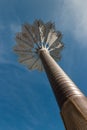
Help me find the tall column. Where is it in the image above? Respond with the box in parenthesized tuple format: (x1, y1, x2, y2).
(39, 48, 87, 130)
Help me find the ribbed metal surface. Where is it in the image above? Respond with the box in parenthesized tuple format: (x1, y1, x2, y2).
(39, 49, 85, 109)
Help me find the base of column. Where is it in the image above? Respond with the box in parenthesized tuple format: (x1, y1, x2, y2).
(61, 96, 87, 130)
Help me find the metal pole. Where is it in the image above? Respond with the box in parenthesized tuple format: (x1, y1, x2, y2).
(39, 49, 87, 130)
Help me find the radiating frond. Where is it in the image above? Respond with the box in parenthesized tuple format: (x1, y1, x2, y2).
(14, 20, 63, 71)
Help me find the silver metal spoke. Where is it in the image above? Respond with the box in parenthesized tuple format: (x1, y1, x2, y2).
(14, 20, 63, 71)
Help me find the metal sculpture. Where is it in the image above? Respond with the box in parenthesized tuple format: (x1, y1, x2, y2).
(14, 20, 87, 130)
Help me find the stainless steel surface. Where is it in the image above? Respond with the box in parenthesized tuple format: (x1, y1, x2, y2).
(61, 96, 87, 130)
(40, 49, 87, 129)
(39, 49, 85, 109)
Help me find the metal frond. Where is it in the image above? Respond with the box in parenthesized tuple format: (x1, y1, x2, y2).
(14, 20, 63, 71)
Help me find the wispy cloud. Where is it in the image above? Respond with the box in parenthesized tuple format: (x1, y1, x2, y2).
(55, 0, 87, 45)
(0, 22, 21, 63)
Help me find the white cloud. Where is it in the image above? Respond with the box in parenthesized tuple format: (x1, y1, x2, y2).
(55, 0, 87, 45)
(0, 22, 22, 63)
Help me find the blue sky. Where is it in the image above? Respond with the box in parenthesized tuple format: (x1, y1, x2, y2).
(0, 0, 87, 129)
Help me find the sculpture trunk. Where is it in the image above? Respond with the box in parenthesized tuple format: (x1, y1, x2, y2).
(39, 49, 87, 130)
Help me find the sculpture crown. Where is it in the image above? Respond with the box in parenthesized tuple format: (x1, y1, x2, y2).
(14, 20, 64, 71)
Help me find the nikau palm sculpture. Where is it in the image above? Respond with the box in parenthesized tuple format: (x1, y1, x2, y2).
(14, 20, 87, 130)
